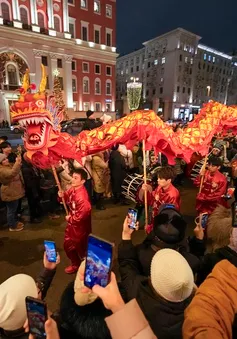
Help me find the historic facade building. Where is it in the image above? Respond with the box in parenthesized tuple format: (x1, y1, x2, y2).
(0, 0, 117, 122)
(116, 28, 237, 120)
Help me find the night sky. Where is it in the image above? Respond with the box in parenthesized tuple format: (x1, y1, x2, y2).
(117, 0, 237, 56)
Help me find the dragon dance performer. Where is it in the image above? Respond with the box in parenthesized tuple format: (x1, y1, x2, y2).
(58, 168, 91, 274)
(141, 166, 181, 233)
(194, 156, 227, 215)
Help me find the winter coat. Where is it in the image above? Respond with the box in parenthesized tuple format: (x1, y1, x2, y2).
(196, 246, 237, 286)
(118, 240, 193, 339)
(109, 150, 127, 195)
(105, 299, 157, 339)
(136, 237, 200, 277)
(92, 154, 108, 193)
(82, 118, 102, 131)
(183, 260, 237, 339)
(0, 162, 24, 202)
(21, 158, 40, 197)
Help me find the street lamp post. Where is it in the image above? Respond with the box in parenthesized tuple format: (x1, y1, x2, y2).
(127, 77, 142, 111)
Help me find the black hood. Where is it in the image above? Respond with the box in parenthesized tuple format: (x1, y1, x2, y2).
(136, 279, 193, 339)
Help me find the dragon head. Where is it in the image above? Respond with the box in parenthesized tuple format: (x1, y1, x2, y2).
(11, 65, 64, 159)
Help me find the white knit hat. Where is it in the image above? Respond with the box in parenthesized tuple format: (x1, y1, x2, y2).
(150, 249, 194, 303)
(0, 153, 7, 164)
(0, 274, 38, 330)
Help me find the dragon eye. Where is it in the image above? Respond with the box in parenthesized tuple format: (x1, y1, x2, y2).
(36, 100, 45, 108)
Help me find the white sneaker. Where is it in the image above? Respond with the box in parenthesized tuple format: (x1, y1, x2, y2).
(9, 223, 24, 232)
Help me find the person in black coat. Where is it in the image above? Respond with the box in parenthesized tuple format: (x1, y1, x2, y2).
(109, 144, 128, 204)
(81, 110, 102, 131)
(22, 153, 42, 223)
(136, 207, 200, 276)
(118, 217, 195, 339)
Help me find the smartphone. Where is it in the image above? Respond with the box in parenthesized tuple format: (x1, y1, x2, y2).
(44, 240, 57, 263)
(127, 208, 138, 229)
(233, 202, 237, 227)
(84, 235, 114, 289)
(224, 187, 235, 199)
(25, 297, 47, 338)
(200, 213, 209, 229)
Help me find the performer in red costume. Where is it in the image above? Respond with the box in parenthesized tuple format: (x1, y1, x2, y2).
(194, 156, 227, 215)
(58, 168, 91, 274)
(141, 166, 181, 232)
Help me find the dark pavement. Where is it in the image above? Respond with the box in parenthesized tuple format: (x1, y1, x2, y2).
(0, 183, 197, 313)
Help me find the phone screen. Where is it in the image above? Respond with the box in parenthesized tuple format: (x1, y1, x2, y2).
(201, 213, 209, 229)
(233, 203, 237, 227)
(26, 297, 47, 338)
(84, 235, 113, 289)
(127, 208, 138, 229)
(44, 241, 56, 263)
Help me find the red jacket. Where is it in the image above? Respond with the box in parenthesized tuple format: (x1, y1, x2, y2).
(63, 185, 92, 242)
(148, 184, 181, 219)
(194, 170, 227, 214)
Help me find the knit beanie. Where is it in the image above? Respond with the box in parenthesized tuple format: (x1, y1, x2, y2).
(0, 153, 7, 164)
(74, 260, 98, 306)
(153, 208, 187, 244)
(0, 274, 38, 331)
(150, 249, 194, 302)
(86, 110, 94, 118)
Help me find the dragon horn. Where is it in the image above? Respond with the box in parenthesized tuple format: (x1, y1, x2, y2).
(22, 68, 30, 92)
(39, 64, 47, 93)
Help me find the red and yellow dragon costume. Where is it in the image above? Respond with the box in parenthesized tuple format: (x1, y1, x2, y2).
(11, 66, 237, 169)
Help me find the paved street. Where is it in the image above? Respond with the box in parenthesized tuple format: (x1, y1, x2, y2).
(0, 182, 197, 312)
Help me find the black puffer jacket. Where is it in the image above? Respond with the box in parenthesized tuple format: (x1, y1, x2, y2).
(118, 240, 193, 339)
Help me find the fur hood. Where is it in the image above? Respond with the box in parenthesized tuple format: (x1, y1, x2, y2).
(206, 205, 232, 253)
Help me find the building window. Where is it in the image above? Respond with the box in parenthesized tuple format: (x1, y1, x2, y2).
(179, 54, 182, 62)
(106, 66, 112, 76)
(58, 77, 63, 90)
(94, 0, 100, 13)
(95, 64, 101, 74)
(95, 102, 101, 112)
(37, 11, 45, 28)
(82, 62, 89, 73)
(72, 78, 77, 92)
(82, 26, 88, 41)
(208, 55, 211, 62)
(161, 57, 166, 64)
(160, 87, 163, 94)
(213, 56, 216, 63)
(69, 22, 75, 38)
(106, 32, 112, 46)
(204, 53, 207, 61)
(190, 58, 193, 65)
(188, 88, 191, 95)
(71, 61, 76, 71)
(183, 87, 185, 93)
(20, 7, 29, 25)
(106, 4, 112, 18)
(81, 0, 87, 9)
(7, 64, 18, 85)
(106, 80, 111, 95)
(185, 57, 188, 63)
(54, 16, 61, 32)
(73, 102, 77, 111)
(83, 77, 90, 93)
(177, 86, 180, 93)
(131, 67, 133, 73)
(57, 59, 62, 68)
(83, 102, 90, 111)
(136, 66, 139, 72)
(41, 56, 48, 66)
(1, 3, 10, 21)
(68, 0, 74, 4)
(154, 59, 158, 65)
(95, 78, 101, 94)
(94, 29, 100, 44)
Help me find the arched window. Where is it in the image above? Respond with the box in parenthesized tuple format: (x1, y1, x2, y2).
(20, 7, 29, 25)
(95, 78, 101, 95)
(106, 79, 112, 95)
(1, 2, 10, 21)
(53, 15, 61, 32)
(83, 76, 89, 94)
(7, 64, 18, 86)
(37, 11, 45, 28)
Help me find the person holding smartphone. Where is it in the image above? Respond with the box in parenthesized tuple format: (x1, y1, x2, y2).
(58, 168, 92, 274)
